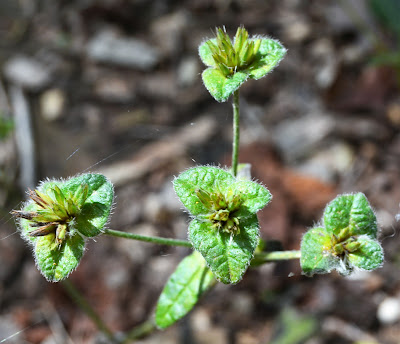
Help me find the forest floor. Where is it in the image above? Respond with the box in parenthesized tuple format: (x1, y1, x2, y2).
(1, 1, 400, 343)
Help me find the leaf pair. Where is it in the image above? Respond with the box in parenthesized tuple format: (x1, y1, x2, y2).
(300, 193, 384, 276)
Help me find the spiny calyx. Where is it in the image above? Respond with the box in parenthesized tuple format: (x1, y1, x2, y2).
(196, 188, 242, 234)
(207, 26, 261, 77)
(12, 183, 89, 245)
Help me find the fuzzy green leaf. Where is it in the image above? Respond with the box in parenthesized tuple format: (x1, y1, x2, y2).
(348, 236, 384, 271)
(198, 38, 218, 67)
(248, 38, 287, 80)
(323, 193, 377, 238)
(155, 251, 215, 329)
(173, 166, 236, 216)
(201, 68, 248, 102)
(228, 180, 271, 218)
(66, 174, 114, 237)
(35, 233, 85, 282)
(188, 215, 259, 284)
(300, 227, 340, 276)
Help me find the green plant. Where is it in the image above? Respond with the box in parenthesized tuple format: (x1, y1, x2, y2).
(12, 174, 114, 281)
(11, 26, 385, 341)
(301, 193, 383, 276)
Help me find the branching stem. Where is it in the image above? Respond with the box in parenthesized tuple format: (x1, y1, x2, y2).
(104, 229, 300, 263)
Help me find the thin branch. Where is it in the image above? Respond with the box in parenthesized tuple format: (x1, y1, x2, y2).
(103, 229, 192, 248)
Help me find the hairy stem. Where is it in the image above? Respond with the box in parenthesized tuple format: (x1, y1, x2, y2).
(103, 229, 192, 248)
(62, 279, 115, 341)
(251, 250, 301, 267)
(232, 89, 240, 177)
(257, 250, 301, 260)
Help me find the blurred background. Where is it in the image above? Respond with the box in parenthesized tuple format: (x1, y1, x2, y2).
(1, 0, 400, 343)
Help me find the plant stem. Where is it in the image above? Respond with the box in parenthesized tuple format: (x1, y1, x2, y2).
(103, 229, 301, 264)
(251, 250, 301, 267)
(121, 319, 157, 344)
(62, 279, 115, 342)
(103, 229, 192, 248)
(232, 89, 240, 177)
(256, 250, 301, 260)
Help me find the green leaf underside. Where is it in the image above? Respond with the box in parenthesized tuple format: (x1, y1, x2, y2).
(155, 251, 215, 329)
(202, 68, 247, 102)
(348, 236, 384, 271)
(323, 193, 377, 238)
(189, 215, 259, 284)
(300, 227, 339, 276)
(35, 233, 85, 282)
(229, 181, 271, 218)
(174, 166, 236, 216)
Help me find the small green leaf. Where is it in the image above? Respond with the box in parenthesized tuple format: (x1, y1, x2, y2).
(155, 251, 215, 329)
(35, 233, 85, 282)
(173, 166, 236, 216)
(66, 174, 114, 237)
(228, 181, 271, 218)
(300, 227, 340, 276)
(198, 38, 218, 67)
(248, 38, 287, 80)
(324, 193, 377, 238)
(348, 236, 384, 271)
(201, 68, 248, 102)
(188, 215, 259, 284)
